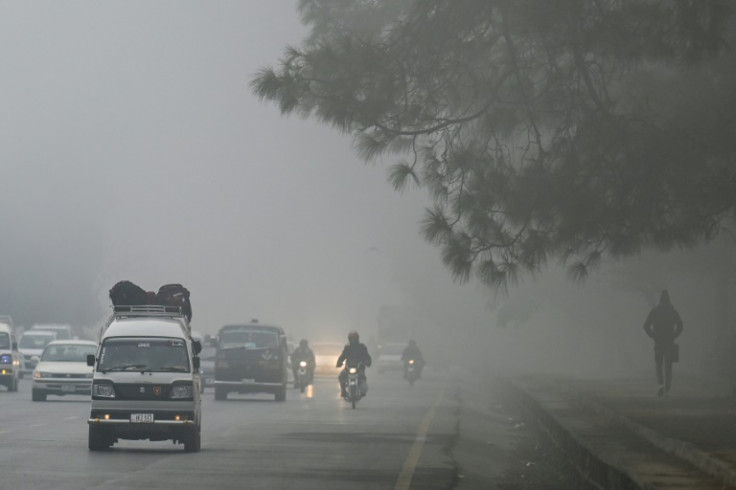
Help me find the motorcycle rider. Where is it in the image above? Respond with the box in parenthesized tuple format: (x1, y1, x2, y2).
(290, 339, 315, 388)
(401, 339, 425, 379)
(336, 331, 372, 399)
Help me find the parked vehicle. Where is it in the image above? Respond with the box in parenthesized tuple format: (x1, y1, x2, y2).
(87, 305, 202, 451)
(19, 330, 57, 377)
(0, 321, 20, 392)
(31, 340, 97, 401)
(214, 321, 288, 402)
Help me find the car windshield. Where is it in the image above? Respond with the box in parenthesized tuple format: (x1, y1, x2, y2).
(98, 338, 190, 372)
(219, 329, 279, 350)
(41, 343, 97, 362)
(0, 332, 10, 349)
(20, 333, 55, 349)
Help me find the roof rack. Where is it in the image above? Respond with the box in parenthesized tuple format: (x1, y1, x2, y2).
(100, 305, 191, 339)
(111, 305, 187, 318)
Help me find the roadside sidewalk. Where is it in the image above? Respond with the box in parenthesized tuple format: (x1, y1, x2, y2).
(507, 373, 736, 489)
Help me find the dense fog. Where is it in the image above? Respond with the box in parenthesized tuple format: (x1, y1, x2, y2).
(1, 1, 732, 382)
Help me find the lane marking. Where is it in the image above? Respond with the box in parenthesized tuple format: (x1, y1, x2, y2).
(394, 387, 446, 490)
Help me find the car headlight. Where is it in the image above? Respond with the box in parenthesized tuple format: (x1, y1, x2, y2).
(0, 355, 11, 364)
(92, 382, 115, 398)
(170, 383, 193, 399)
(33, 372, 55, 379)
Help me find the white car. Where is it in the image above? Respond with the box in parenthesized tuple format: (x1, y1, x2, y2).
(32, 340, 97, 401)
(376, 342, 406, 373)
(312, 342, 344, 376)
(19, 330, 58, 376)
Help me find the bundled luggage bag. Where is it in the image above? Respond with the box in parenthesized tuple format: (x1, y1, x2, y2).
(109, 280, 149, 306)
(156, 283, 192, 322)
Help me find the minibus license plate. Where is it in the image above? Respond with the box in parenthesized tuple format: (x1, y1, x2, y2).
(131, 413, 154, 423)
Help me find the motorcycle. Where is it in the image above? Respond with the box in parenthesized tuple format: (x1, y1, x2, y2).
(296, 360, 308, 393)
(344, 363, 367, 409)
(405, 358, 418, 386)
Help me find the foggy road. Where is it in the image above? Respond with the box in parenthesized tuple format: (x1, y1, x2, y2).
(0, 371, 471, 489)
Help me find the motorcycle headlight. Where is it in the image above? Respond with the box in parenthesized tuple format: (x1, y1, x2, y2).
(348, 367, 358, 374)
(92, 382, 115, 398)
(408, 359, 415, 364)
(299, 361, 307, 367)
(170, 383, 193, 399)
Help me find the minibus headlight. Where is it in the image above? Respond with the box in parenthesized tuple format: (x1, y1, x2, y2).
(170, 383, 193, 399)
(92, 382, 115, 398)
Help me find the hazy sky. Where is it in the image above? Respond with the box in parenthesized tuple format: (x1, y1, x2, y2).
(3, 2, 723, 381)
(0, 1, 493, 341)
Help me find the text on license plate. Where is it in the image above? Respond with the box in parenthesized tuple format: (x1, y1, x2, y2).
(130, 413, 154, 423)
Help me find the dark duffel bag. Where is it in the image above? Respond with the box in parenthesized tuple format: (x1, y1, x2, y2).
(156, 283, 192, 321)
(109, 280, 148, 306)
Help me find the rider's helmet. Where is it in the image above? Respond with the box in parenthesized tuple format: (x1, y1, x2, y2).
(348, 331, 359, 344)
(299, 339, 308, 348)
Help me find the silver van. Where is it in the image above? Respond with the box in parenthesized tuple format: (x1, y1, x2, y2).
(86, 306, 202, 451)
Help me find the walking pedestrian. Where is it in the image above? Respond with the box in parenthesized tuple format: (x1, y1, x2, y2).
(643, 289, 683, 396)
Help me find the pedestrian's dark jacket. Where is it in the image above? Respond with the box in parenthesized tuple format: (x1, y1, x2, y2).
(336, 342, 372, 368)
(401, 345, 424, 364)
(643, 293, 683, 345)
(291, 346, 315, 367)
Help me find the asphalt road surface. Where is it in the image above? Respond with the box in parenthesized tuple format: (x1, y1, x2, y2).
(0, 370, 576, 489)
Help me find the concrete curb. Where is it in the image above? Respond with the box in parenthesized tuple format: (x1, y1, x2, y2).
(572, 389, 736, 488)
(502, 379, 649, 490)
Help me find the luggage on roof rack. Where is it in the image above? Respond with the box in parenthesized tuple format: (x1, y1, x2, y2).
(109, 281, 148, 306)
(156, 284, 192, 322)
